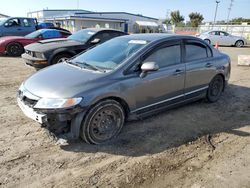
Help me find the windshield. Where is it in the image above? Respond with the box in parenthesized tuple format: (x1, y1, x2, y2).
(69, 37, 148, 71)
(68, 29, 96, 43)
(25, 30, 42, 39)
(0, 18, 8, 25)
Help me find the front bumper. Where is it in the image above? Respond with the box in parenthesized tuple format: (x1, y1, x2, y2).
(21, 53, 48, 69)
(17, 97, 47, 124)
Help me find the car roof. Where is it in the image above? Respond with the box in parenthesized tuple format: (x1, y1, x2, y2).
(118, 33, 199, 42)
(83, 28, 125, 33)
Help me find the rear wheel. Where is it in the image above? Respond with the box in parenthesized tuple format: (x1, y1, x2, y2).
(235, 40, 244, 47)
(6, 43, 24, 56)
(52, 54, 72, 64)
(80, 100, 125, 144)
(206, 75, 224, 103)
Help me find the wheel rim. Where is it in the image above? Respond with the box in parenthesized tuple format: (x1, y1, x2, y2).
(210, 77, 223, 97)
(57, 57, 69, 63)
(89, 106, 123, 142)
(236, 41, 243, 47)
(10, 45, 21, 55)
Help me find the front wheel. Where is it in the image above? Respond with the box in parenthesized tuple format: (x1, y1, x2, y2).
(206, 75, 224, 103)
(80, 100, 125, 144)
(52, 54, 72, 64)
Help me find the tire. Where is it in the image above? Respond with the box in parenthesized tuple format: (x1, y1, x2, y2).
(80, 99, 125, 144)
(52, 53, 72, 64)
(6, 43, 24, 56)
(204, 39, 211, 44)
(235, 40, 244, 47)
(206, 75, 224, 103)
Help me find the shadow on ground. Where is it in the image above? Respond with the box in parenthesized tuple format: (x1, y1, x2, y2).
(61, 84, 250, 156)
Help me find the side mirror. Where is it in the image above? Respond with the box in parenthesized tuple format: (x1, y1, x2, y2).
(91, 38, 100, 44)
(38, 35, 43, 39)
(140, 61, 159, 78)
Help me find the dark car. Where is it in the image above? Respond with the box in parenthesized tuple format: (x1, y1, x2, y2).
(22, 28, 127, 70)
(17, 34, 231, 144)
(0, 29, 71, 56)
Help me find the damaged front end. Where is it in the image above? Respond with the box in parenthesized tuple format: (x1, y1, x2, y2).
(17, 84, 86, 140)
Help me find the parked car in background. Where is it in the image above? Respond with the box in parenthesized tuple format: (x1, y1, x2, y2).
(37, 22, 55, 29)
(22, 28, 127, 70)
(17, 34, 231, 144)
(199, 31, 247, 47)
(0, 17, 37, 37)
(0, 29, 71, 56)
(37, 22, 71, 33)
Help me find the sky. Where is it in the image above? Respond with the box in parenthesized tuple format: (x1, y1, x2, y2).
(1, 0, 250, 22)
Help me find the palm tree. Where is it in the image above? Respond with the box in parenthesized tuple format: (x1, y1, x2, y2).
(189, 12, 204, 27)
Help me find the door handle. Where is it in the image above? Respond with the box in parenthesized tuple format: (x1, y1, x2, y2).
(173, 69, 184, 76)
(205, 63, 213, 68)
(17, 28, 22, 31)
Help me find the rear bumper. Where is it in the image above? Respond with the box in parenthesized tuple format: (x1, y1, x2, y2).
(21, 53, 48, 69)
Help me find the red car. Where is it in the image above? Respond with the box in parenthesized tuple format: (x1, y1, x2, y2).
(0, 29, 71, 56)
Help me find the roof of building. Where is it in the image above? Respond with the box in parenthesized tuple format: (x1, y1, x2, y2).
(75, 12, 158, 21)
(45, 15, 128, 22)
(28, 9, 93, 14)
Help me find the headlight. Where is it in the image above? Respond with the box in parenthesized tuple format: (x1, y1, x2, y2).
(34, 97, 82, 109)
(34, 52, 46, 59)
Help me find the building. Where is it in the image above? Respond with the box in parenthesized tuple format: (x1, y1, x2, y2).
(0, 13, 9, 18)
(27, 9, 159, 33)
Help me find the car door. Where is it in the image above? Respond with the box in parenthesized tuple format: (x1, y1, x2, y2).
(184, 39, 216, 98)
(3, 18, 23, 36)
(219, 31, 233, 46)
(126, 40, 185, 113)
(22, 18, 36, 35)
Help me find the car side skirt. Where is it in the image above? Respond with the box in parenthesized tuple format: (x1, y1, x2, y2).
(129, 86, 208, 119)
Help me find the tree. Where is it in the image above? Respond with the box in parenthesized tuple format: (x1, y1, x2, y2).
(170, 10, 184, 25)
(189, 12, 204, 27)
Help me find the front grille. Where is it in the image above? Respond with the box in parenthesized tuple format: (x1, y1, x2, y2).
(18, 89, 38, 108)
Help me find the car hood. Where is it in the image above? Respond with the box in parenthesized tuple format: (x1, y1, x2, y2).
(24, 38, 84, 52)
(0, 36, 25, 41)
(23, 63, 106, 98)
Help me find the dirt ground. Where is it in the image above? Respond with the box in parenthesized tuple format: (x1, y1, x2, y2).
(0, 46, 250, 188)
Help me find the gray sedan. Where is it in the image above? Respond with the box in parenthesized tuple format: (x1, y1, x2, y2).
(199, 30, 247, 47)
(17, 34, 231, 144)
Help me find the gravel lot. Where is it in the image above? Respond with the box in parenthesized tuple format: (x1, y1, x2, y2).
(0, 46, 250, 188)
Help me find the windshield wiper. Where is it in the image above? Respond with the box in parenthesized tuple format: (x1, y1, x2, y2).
(67, 61, 105, 72)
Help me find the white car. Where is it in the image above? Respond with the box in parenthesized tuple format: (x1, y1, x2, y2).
(199, 31, 247, 47)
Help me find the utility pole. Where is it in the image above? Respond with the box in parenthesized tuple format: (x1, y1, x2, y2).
(226, 0, 234, 32)
(213, 1, 220, 29)
(77, 0, 79, 9)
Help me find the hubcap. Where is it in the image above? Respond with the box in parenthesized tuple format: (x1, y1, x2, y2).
(237, 41, 243, 47)
(90, 107, 122, 141)
(57, 57, 69, 63)
(210, 78, 222, 97)
(10, 45, 20, 55)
